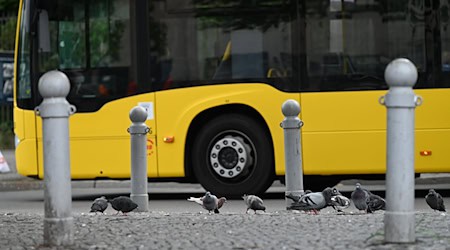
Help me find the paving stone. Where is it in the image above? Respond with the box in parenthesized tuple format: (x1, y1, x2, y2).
(1, 211, 449, 249)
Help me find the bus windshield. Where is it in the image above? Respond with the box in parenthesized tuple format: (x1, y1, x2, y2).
(17, 0, 132, 111)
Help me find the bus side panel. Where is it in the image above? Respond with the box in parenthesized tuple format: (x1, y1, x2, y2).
(14, 109, 39, 177)
(302, 131, 386, 175)
(301, 89, 450, 175)
(416, 131, 450, 172)
(35, 93, 157, 179)
(415, 89, 450, 172)
(301, 91, 387, 175)
(155, 84, 299, 178)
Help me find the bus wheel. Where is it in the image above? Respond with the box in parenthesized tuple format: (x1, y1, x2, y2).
(192, 114, 274, 197)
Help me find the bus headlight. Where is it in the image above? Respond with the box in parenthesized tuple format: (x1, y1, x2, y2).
(14, 135, 20, 148)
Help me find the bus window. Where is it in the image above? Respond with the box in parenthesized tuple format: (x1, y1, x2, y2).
(441, 0, 450, 87)
(16, 0, 132, 112)
(303, 0, 429, 91)
(147, 0, 296, 92)
(16, 0, 31, 105)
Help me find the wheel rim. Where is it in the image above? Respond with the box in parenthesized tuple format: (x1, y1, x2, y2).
(208, 131, 255, 181)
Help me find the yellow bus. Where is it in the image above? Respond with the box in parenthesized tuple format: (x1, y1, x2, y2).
(14, 0, 450, 195)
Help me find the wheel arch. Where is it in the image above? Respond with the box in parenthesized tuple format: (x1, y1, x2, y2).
(184, 104, 275, 182)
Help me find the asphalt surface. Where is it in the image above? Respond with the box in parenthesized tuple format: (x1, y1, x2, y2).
(1, 149, 450, 249)
(1, 209, 449, 250)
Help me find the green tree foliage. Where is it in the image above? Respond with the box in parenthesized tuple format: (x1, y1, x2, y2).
(0, 17, 16, 51)
(0, 0, 19, 12)
(0, 120, 13, 149)
(0, 0, 18, 51)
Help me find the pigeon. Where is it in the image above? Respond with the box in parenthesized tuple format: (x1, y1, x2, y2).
(351, 183, 372, 212)
(330, 194, 351, 212)
(108, 196, 138, 215)
(188, 195, 227, 211)
(366, 193, 385, 213)
(425, 189, 446, 212)
(287, 187, 340, 214)
(90, 196, 108, 214)
(201, 192, 219, 214)
(242, 194, 266, 214)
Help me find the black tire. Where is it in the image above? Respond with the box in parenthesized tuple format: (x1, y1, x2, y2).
(192, 114, 274, 197)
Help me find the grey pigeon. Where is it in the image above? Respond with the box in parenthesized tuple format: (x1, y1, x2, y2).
(108, 196, 138, 215)
(188, 195, 227, 211)
(330, 194, 351, 212)
(366, 193, 385, 213)
(90, 196, 108, 213)
(351, 183, 371, 212)
(287, 187, 340, 214)
(425, 189, 446, 212)
(202, 192, 219, 214)
(242, 194, 266, 214)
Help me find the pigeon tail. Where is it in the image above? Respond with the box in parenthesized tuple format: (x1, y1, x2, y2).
(287, 202, 311, 210)
(366, 194, 386, 213)
(285, 193, 300, 202)
(217, 197, 227, 209)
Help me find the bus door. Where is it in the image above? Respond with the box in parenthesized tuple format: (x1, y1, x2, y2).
(32, 0, 158, 179)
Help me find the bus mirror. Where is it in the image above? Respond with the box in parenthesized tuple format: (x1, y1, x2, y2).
(38, 10, 50, 53)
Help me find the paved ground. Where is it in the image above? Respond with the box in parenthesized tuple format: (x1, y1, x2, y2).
(0, 210, 449, 250)
(1, 149, 450, 249)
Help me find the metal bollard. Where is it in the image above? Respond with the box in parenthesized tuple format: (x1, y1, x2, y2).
(128, 106, 150, 212)
(380, 58, 422, 243)
(281, 99, 304, 208)
(35, 70, 75, 246)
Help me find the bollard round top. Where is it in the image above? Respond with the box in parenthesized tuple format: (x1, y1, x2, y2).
(38, 70, 71, 98)
(129, 106, 148, 122)
(384, 58, 418, 87)
(281, 99, 300, 116)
